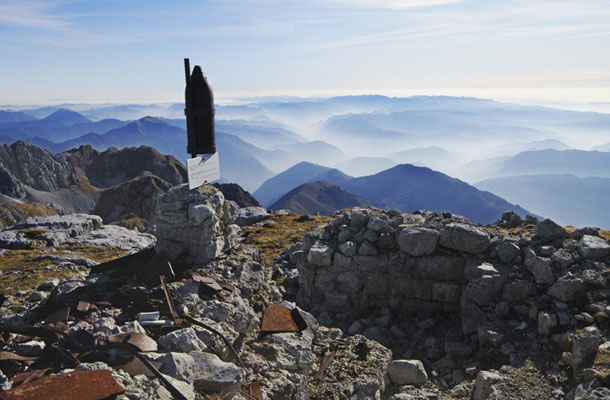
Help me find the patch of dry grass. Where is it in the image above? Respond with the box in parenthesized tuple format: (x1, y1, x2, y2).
(0, 245, 126, 296)
(0, 202, 58, 229)
(241, 214, 330, 267)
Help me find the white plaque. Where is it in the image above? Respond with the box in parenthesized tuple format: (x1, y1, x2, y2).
(187, 153, 221, 190)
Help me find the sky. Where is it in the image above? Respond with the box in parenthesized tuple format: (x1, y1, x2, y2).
(1, 0, 609, 107)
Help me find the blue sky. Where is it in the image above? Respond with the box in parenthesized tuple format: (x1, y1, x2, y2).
(1, 0, 609, 105)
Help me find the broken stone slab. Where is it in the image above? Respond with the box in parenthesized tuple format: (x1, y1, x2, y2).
(142, 352, 195, 384)
(548, 273, 587, 302)
(235, 206, 268, 226)
(0, 214, 103, 249)
(387, 359, 428, 385)
(158, 327, 207, 353)
(578, 235, 610, 259)
(398, 227, 439, 256)
(473, 370, 506, 400)
(70, 225, 156, 253)
(572, 327, 600, 372)
(439, 223, 490, 254)
(191, 351, 245, 398)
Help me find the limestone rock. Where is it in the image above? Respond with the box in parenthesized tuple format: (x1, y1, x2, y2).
(387, 359, 428, 385)
(548, 273, 587, 302)
(158, 327, 207, 353)
(525, 256, 555, 284)
(235, 206, 268, 226)
(473, 370, 506, 400)
(496, 241, 520, 264)
(191, 351, 245, 398)
(534, 219, 568, 241)
(308, 244, 334, 266)
(398, 227, 439, 256)
(578, 235, 610, 259)
(439, 223, 490, 254)
(150, 184, 236, 262)
(572, 328, 600, 372)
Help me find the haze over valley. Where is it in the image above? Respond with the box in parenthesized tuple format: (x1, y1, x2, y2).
(1, 94, 609, 227)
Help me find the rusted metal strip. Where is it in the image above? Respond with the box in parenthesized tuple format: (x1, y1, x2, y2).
(11, 368, 50, 387)
(240, 380, 263, 400)
(0, 351, 38, 362)
(107, 332, 158, 352)
(261, 303, 308, 333)
(0, 369, 124, 400)
(183, 315, 243, 367)
(314, 345, 338, 380)
(117, 358, 162, 377)
(160, 275, 181, 325)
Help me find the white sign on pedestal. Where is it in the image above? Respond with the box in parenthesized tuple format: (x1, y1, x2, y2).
(187, 153, 221, 190)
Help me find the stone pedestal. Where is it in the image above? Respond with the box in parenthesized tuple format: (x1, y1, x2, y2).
(149, 184, 237, 263)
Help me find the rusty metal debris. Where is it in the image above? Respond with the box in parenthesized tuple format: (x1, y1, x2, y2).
(107, 332, 158, 352)
(183, 314, 243, 367)
(11, 368, 50, 388)
(240, 380, 264, 400)
(76, 301, 92, 312)
(44, 306, 70, 325)
(160, 275, 181, 325)
(0, 323, 187, 400)
(0, 351, 37, 362)
(260, 303, 308, 333)
(0, 370, 124, 400)
(314, 345, 338, 380)
(118, 358, 162, 377)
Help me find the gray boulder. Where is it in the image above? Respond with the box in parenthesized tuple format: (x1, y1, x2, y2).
(387, 359, 428, 385)
(235, 206, 268, 226)
(578, 235, 610, 259)
(191, 351, 245, 398)
(496, 240, 520, 263)
(534, 219, 568, 241)
(473, 370, 506, 400)
(398, 227, 439, 256)
(525, 256, 555, 284)
(548, 273, 587, 302)
(308, 244, 334, 266)
(439, 223, 490, 254)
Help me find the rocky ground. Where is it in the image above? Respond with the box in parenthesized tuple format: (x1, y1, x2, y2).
(0, 184, 608, 399)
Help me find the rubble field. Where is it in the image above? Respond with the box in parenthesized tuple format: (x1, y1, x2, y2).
(0, 184, 608, 399)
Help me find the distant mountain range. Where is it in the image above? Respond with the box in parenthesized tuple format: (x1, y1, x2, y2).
(476, 174, 610, 229)
(253, 161, 352, 207)
(460, 149, 610, 182)
(254, 161, 532, 224)
(270, 181, 373, 215)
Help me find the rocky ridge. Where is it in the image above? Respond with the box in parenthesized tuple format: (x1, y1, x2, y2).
(0, 186, 608, 399)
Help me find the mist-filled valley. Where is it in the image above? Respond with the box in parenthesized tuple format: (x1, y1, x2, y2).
(1, 94, 609, 228)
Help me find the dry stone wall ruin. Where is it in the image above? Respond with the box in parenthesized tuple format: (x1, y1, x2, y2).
(290, 207, 610, 352)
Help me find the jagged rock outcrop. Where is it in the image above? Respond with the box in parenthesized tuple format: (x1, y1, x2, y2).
(0, 141, 80, 198)
(62, 144, 186, 188)
(213, 183, 260, 208)
(94, 171, 173, 226)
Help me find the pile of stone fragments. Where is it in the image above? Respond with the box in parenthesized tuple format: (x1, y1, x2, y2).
(0, 183, 608, 399)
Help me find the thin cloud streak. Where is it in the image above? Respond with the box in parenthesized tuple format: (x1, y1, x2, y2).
(0, 1, 67, 30)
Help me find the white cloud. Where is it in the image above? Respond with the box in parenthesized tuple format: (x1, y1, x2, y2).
(0, 1, 67, 30)
(327, 0, 464, 9)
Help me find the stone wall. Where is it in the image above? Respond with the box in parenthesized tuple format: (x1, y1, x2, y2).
(291, 207, 610, 339)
